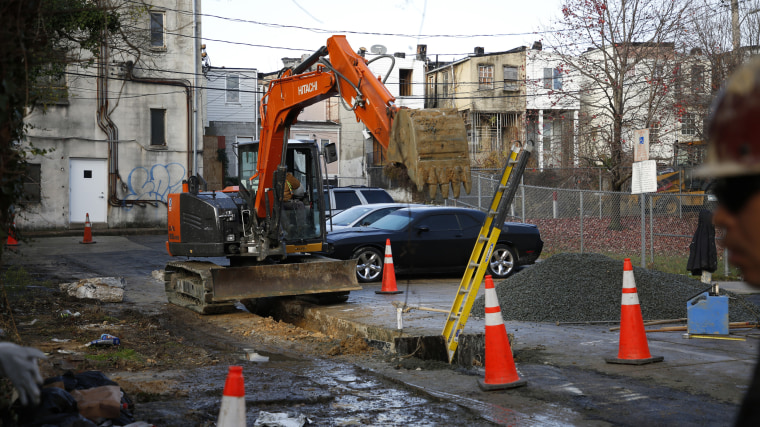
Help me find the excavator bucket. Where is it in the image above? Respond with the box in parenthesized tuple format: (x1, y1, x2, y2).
(387, 109, 472, 199)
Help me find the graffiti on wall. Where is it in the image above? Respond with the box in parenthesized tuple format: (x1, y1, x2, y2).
(126, 163, 186, 203)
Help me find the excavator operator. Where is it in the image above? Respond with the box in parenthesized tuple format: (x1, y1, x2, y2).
(699, 57, 760, 426)
(282, 171, 306, 237)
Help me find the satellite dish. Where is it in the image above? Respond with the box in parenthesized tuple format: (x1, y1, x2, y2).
(370, 45, 387, 55)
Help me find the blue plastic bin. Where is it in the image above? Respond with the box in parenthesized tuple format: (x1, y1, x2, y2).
(687, 292, 729, 335)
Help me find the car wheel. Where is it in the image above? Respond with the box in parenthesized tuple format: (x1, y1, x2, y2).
(352, 246, 383, 283)
(488, 244, 517, 279)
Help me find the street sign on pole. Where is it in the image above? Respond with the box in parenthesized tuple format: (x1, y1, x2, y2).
(634, 129, 650, 162)
(632, 160, 657, 194)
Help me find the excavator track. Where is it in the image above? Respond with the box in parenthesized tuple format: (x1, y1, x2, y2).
(164, 258, 361, 315)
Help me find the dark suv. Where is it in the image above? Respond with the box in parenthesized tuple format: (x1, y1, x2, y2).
(323, 186, 394, 217)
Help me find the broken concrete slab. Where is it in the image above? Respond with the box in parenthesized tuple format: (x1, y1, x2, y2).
(59, 277, 125, 303)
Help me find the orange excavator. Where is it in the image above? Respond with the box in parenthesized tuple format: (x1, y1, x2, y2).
(164, 36, 471, 314)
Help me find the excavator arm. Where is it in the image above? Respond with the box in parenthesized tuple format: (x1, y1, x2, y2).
(256, 35, 471, 218)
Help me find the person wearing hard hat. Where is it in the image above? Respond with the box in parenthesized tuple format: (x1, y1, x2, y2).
(701, 56, 760, 426)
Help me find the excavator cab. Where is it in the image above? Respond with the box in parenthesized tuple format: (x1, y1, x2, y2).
(238, 139, 329, 251)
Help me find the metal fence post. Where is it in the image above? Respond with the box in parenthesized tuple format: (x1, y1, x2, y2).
(477, 174, 482, 210)
(521, 175, 525, 222)
(649, 195, 654, 264)
(640, 193, 646, 268)
(580, 190, 584, 254)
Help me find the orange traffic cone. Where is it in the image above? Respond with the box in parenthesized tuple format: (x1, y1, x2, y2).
(478, 275, 527, 391)
(6, 222, 19, 246)
(376, 239, 402, 295)
(80, 213, 95, 244)
(605, 258, 664, 365)
(217, 366, 245, 426)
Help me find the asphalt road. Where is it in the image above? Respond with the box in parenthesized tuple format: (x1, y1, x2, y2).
(4, 233, 759, 426)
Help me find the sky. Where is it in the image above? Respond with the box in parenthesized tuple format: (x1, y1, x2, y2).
(201, 0, 565, 73)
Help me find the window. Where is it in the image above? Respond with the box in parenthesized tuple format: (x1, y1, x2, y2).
(150, 12, 165, 48)
(691, 65, 704, 94)
(427, 74, 435, 96)
(360, 189, 393, 203)
(650, 121, 660, 144)
(21, 163, 41, 204)
(442, 72, 450, 97)
(673, 65, 682, 97)
(553, 68, 563, 90)
(625, 64, 636, 77)
(333, 191, 361, 210)
(457, 213, 480, 229)
(543, 121, 552, 151)
(33, 62, 68, 105)
(150, 109, 166, 145)
(543, 68, 553, 89)
(479, 64, 494, 90)
(503, 66, 518, 91)
(424, 214, 460, 231)
(399, 69, 413, 97)
(226, 74, 240, 103)
(681, 113, 696, 136)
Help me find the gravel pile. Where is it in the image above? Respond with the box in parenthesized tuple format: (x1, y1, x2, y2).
(471, 253, 760, 323)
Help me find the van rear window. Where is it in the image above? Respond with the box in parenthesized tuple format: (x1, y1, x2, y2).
(362, 190, 393, 203)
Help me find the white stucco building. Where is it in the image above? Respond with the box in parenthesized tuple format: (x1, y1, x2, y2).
(526, 47, 581, 169)
(20, 0, 204, 231)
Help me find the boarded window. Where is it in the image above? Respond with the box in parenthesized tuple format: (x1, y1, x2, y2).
(150, 12, 165, 48)
(503, 66, 518, 91)
(479, 65, 494, 90)
(226, 74, 240, 103)
(20, 163, 41, 204)
(399, 69, 413, 96)
(151, 109, 166, 145)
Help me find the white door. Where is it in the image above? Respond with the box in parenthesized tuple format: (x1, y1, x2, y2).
(70, 158, 107, 223)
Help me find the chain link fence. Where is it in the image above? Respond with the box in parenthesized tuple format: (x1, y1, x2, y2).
(445, 171, 740, 279)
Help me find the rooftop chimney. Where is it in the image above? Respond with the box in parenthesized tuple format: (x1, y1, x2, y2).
(474, 47, 485, 55)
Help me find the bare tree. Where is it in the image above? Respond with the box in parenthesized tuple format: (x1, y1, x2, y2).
(542, 0, 691, 228)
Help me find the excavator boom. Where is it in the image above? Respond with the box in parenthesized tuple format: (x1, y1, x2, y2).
(257, 35, 471, 217)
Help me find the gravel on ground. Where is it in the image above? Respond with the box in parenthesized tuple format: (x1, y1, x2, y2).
(470, 253, 760, 323)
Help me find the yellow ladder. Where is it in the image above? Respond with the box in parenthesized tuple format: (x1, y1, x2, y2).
(442, 141, 533, 362)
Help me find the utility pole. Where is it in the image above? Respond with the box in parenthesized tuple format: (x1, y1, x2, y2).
(732, 0, 741, 52)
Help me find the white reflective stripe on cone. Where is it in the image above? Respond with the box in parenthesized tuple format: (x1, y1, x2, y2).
(621, 292, 640, 306)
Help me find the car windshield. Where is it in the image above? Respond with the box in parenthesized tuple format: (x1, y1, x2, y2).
(370, 210, 416, 231)
(329, 206, 376, 226)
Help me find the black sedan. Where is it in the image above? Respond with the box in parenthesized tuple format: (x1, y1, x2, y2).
(322, 206, 543, 283)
